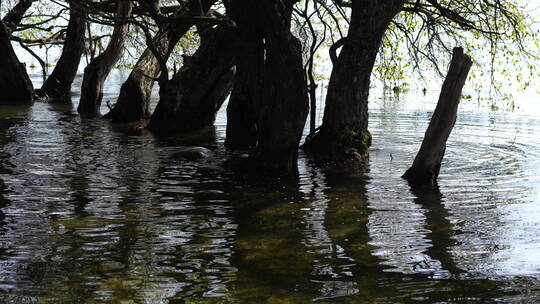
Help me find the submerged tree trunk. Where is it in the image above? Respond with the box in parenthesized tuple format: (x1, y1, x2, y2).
(0, 22, 34, 103)
(0, 0, 36, 103)
(254, 0, 308, 170)
(148, 27, 236, 134)
(302, 0, 404, 161)
(227, 0, 308, 171)
(224, 7, 264, 150)
(41, 2, 86, 99)
(104, 0, 216, 122)
(77, 1, 132, 116)
(403, 47, 472, 185)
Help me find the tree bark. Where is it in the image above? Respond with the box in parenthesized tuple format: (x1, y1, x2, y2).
(77, 1, 132, 116)
(254, 0, 308, 171)
(302, 0, 404, 161)
(1, 0, 35, 34)
(103, 0, 217, 122)
(228, 0, 308, 171)
(40, 1, 86, 99)
(224, 4, 264, 150)
(0, 22, 34, 103)
(403, 47, 472, 185)
(148, 27, 236, 134)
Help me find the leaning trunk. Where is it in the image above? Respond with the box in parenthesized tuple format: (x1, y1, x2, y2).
(148, 27, 236, 133)
(302, 0, 404, 161)
(0, 22, 34, 103)
(41, 1, 86, 99)
(104, 0, 216, 122)
(403, 47, 472, 185)
(2, 0, 35, 34)
(77, 1, 132, 116)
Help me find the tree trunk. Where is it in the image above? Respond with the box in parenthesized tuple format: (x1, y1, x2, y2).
(148, 27, 236, 133)
(1, 0, 35, 34)
(403, 47, 472, 186)
(0, 22, 34, 103)
(40, 1, 86, 99)
(103, 0, 216, 122)
(228, 0, 308, 170)
(224, 6, 264, 150)
(253, 0, 309, 171)
(77, 1, 132, 116)
(0, 0, 36, 104)
(302, 0, 404, 161)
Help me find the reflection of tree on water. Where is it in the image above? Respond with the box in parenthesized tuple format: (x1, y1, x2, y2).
(298, 162, 359, 300)
(409, 183, 461, 279)
(229, 173, 315, 301)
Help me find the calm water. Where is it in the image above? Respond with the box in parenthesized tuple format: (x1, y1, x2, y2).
(1, 73, 540, 303)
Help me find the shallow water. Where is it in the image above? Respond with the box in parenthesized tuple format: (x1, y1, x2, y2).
(1, 73, 540, 303)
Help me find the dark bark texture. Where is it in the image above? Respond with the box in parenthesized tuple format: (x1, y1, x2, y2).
(77, 1, 132, 116)
(148, 27, 236, 134)
(41, 1, 86, 99)
(228, 0, 309, 171)
(302, 0, 405, 160)
(104, 0, 216, 122)
(224, 4, 264, 150)
(0, 22, 34, 103)
(1, 0, 35, 34)
(403, 47, 472, 185)
(254, 0, 308, 170)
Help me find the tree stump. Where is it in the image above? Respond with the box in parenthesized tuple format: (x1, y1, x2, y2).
(403, 47, 472, 185)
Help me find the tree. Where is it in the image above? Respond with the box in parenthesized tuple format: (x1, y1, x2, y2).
(0, 0, 36, 103)
(148, 24, 236, 134)
(103, 0, 217, 122)
(403, 47, 472, 185)
(40, 0, 87, 100)
(302, 0, 529, 162)
(228, 0, 309, 171)
(78, 0, 132, 116)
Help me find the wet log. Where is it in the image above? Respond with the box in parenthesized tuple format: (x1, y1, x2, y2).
(41, 2, 86, 99)
(77, 1, 132, 116)
(403, 47, 472, 185)
(148, 26, 236, 134)
(0, 22, 34, 103)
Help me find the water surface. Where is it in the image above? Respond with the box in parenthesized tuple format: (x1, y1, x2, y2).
(1, 73, 540, 303)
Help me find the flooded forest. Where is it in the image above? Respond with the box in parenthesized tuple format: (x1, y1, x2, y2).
(1, 0, 540, 303)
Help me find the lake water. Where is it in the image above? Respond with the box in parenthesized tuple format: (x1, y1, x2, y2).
(1, 72, 540, 303)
